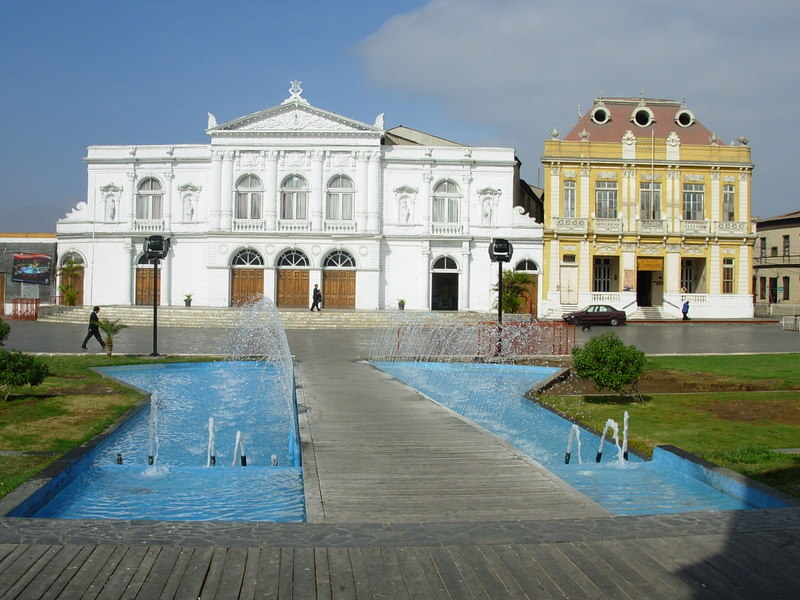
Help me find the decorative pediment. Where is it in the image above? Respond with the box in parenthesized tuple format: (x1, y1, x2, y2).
(207, 101, 381, 138)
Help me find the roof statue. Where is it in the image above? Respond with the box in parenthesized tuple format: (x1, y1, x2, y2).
(283, 80, 309, 105)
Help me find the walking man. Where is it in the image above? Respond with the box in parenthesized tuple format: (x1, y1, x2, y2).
(310, 284, 323, 312)
(81, 306, 106, 349)
(682, 300, 690, 321)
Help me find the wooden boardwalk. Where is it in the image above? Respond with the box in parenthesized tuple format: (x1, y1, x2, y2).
(0, 328, 799, 598)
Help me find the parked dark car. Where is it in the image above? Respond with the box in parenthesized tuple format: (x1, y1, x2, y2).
(562, 304, 627, 327)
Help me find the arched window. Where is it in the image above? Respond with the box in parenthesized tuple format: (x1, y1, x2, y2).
(277, 249, 309, 268)
(515, 259, 539, 273)
(136, 178, 163, 220)
(326, 176, 354, 220)
(323, 250, 356, 268)
(280, 175, 308, 220)
(432, 180, 460, 223)
(231, 248, 264, 266)
(432, 256, 458, 270)
(235, 175, 263, 220)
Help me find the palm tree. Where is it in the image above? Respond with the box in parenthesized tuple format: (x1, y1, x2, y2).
(98, 318, 128, 357)
(492, 271, 534, 314)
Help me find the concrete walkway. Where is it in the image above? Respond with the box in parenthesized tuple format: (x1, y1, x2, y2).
(0, 321, 798, 598)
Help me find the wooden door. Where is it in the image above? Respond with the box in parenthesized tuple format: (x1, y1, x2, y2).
(276, 269, 309, 308)
(322, 271, 355, 309)
(135, 267, 161, 305)
(61, 268, 84, 306)
(231, 268, 264, 306)
(522, 280, 538, 316)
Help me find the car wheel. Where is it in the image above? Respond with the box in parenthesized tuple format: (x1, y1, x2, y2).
(609, 317, 620, 326)
(572, 317, 582, 326)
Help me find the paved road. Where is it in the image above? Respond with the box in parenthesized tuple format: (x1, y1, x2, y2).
(2, 318, 798, 356)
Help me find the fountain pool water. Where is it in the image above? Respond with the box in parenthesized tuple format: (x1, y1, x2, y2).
(13, 299, 305, 522)
(371, 360, 777, 515)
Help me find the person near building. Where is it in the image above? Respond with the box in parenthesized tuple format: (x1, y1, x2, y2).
(81, 306, 106, 349)
(682, 300, 690, 321)
(310, 284, 323, 312)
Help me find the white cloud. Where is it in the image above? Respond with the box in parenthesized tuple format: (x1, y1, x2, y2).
(358, 0, 800, 214)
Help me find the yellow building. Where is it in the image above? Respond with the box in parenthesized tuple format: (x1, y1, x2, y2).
(540, 97, 755, 320)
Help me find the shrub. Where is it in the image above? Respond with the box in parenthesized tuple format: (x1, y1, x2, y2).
(0, 350, 49, 401)
(0, 319, 9, 345)
(571, 332, 646, 400)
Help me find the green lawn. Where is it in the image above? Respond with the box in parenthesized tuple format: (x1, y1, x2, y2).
(540, 353, 800, 499)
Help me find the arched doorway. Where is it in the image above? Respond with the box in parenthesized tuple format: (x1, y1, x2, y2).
(431, 256, 459, 311)
(515, 259, 539, 316)
(230, 249, 264, 306)
(276, 249, 310, 308)
(135, 254, 160, 306)
(322, 250, 356, 308)
(58, 252, 85, 306)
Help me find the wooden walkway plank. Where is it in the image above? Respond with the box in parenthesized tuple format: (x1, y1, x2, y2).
(117, 545, 161, 600)
(562, 542, 639, 600)
(173, 545, 214, 600)
(215, 546, 249, 599)
(388, 546, 444, 600)
(291, 547, 320, 600)
(82, 545, 134, 600)
(356, 546, 410, 600)
(133, 545, 183, 600)
(153, 547, 195, 600)
(252, 546, 281, 599)
(277, 548, 296, 600)
(325, 546, 359, 599)
(0, 544, 71, 600)
(95, 545, 149, 600)
(39, 544, 98, 600)
(0, 544, 49, 597)
(597, 539, 675, 600)
(520, 543, 603, 599)
(488, 543, 558, 599)
(425, 545, 480, 600)
(457, 544, 519, 600)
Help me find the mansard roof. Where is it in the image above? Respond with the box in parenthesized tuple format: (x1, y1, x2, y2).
(384, 125, 463, 147)
(563, 97, 721, 146)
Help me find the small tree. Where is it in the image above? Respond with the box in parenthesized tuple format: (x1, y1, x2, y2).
(492, 271, 534, 313)
(0, 319, 10, 345)
(98, 318, 128, 357)
(571, 332, 646, 401)
(0, 350, 49, 401)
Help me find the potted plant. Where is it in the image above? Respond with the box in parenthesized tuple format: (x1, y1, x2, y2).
(184, 293, 193, 307)
(397, 299, 406, 310)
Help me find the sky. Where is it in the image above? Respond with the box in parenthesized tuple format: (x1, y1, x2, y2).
(1, 0, 798, 233)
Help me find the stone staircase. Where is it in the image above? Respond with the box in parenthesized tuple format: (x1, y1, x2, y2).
(628, 306, 677, 321)
(36, 305, 517, 330)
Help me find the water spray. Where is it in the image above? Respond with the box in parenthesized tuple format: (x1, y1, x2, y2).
(565, 424, 582, 464)
(207, 417, 216, 467)
(232, 431, 247, 467)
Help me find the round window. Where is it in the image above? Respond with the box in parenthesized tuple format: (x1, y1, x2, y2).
(675, 109, 694, 128)
(632, 108, 654, 127)
(590, 107, 610, 125)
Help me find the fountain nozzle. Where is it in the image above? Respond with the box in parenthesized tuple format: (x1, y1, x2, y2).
(564, 452, 571, 464)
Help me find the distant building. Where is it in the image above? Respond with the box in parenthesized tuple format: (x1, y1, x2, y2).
(539, 97, 755, 319)
(56, 83, 543, 311)
(753, 211, 800, 317)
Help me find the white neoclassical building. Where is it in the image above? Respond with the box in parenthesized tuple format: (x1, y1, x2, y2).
(56, 83, 543, 312)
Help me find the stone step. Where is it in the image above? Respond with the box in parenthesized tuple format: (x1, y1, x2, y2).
(35, 305, 525, 330)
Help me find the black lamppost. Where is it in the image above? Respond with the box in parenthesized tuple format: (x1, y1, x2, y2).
(488, 238, 513, 355)
(144, 235, 170, 356)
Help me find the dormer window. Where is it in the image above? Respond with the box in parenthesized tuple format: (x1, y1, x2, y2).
(632, 107, 654, 127)
(590, 106, 611, 125)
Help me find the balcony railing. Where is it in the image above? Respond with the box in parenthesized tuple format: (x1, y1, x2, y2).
(431, 223, 464, 235)
(323, 220, 358, 233)
(132, 219, 165, 232)
(595, 218, 623, 233)
(638, 219, 667, 234)
(233, 219, 267, 232)
(277, 219, 312, 232)
(553, 217, 588, 233)
(681, 220, 710, 235)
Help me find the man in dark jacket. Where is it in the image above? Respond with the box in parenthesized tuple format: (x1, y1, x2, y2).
(81, 306, 106, 349)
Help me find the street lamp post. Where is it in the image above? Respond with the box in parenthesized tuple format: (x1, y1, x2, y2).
(144, 235, 170, 357)
(488, 238, 513, 355)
